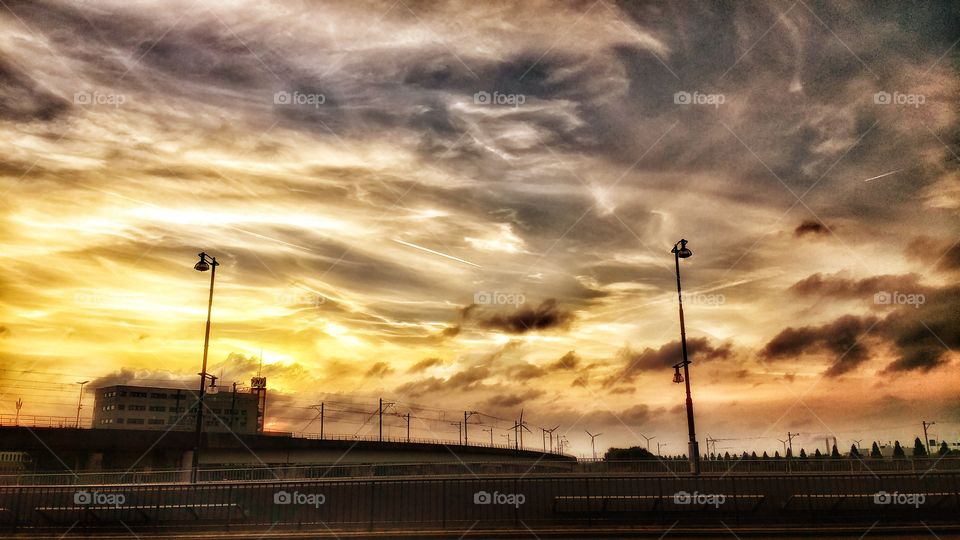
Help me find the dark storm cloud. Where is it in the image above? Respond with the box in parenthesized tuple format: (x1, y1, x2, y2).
(762, 315, 878, 376)
(406, 357, 444, 373)
(549, 351, 580, 370)
(365, 361, 393, 378)
(906, 236, 960, 272)
(789, 272, 925, 298)
(482, 390, 545, 412)
(471, 299, 575, 334)
(393, 364, 490, 398)
(605, 337, 732, 387)
(794, 220, 830, 237)
(773, 272, 959, 374)
(0, 55, 69, 122)
(879, 285, 960, 373)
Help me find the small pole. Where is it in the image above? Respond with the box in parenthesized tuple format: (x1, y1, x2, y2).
(320, 402, 325, 440)
(922, 421, 935, 454)
(75, 381, 89, 428)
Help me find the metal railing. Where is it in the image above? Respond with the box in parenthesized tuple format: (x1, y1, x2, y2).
(3, 458, 959, 486)
(0, 415, 82, 429)
(1, 470, 957, 532)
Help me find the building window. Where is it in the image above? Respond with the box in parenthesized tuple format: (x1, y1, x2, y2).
(130, 391, 147, 398)
(129, 405, 146, 411)
(148, 419, 164, 425)
(128, 418, 144, 424)
(117, 404, 125, 410)
(149, 406, 166, 412)
(150, 393, 168, 399)
(116, 418, 124, 424)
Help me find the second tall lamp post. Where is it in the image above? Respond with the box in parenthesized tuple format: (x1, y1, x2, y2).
(191, 251, 219, 483)
(671, 239, 700, 475)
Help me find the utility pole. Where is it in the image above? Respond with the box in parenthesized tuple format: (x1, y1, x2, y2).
(922, 421, 936, 453)
(787, 432, 799, 456)
(449, 421, 462, 444)
(320, 402, 324, 440)
(501, 432, 511, 447)
(229, 382, 237, 429)
(483, 427, 493, 446)
(657, 442, 666, 456)
(378, 399, 394, 441)
(464, 411, 477, 445)
(75, 381, 89, 428)
(15, 398, 23, 426)
(405, 412, 411, 442)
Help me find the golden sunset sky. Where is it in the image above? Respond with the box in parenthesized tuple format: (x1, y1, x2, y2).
(1, 0, 958, 456)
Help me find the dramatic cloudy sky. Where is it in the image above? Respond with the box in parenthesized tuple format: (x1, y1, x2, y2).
(1, 0, 958, 456)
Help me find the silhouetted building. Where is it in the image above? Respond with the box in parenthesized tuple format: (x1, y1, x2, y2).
(92, 382, 264, 434)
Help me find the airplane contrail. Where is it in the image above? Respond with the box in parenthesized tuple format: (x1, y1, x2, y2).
(392, 239, 482, 268)
(863, 169, 904, 182)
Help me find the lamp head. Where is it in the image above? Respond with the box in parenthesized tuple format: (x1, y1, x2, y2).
(194, 252, 211, 272)
(672, 239, 692, 258)
(672, 366, 684, 384)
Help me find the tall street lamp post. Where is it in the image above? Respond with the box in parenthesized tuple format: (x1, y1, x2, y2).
(191, 252, 219, 483)
(671, 239, 700, 475)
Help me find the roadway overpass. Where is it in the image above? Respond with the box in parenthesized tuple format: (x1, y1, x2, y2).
(0, 427, 572, 474)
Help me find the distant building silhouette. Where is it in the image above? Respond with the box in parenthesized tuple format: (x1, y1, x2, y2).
(92, 380, 264, 434)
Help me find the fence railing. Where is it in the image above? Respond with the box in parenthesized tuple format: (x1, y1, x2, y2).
(1, 471, 958, 532)
(3, 458, 959, 486)
(0, 415, 83, 429)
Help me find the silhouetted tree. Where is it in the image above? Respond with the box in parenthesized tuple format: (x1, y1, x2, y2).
(786, 448, 793, 458)
(799, 448, 807, 459)
(774, 451, 781, 459)
(723, 451, 731, 460)
(831, 444, 841, 458)
(814, 448, 822, 459)
(913, 437, 927, 457)
(710, 452, 716, 460)
(850, 444, 860, 458)
(750, 451, 758, 460)
(870, 442, 882, 458)
(893, 440, 906, 458)
(940, 442, 950, 456)
(604, 446, 656, 461)
(762, 451, 769, 460)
